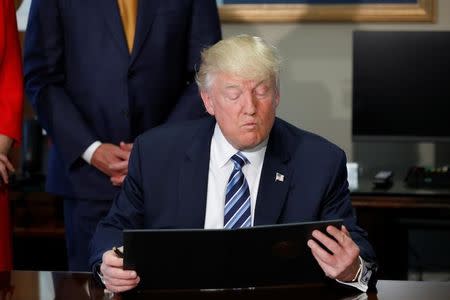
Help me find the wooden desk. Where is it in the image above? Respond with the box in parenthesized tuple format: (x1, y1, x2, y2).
(352, 178, 450, 209)
(9, 178, 450, 275)
(9, 186, 67, 271)
(1, 271, 450, 300)
(351, 179, 450, 280)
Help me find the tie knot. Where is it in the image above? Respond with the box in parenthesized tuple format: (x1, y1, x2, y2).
(231, 152, 249, 170)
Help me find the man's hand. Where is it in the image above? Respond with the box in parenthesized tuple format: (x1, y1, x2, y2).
(109, 142, 133, 186)
(307, 225, 361, 282)
(0, 153, 15, 185)
(100, 249, 140, 293)
(91, 143, 129, 177)
(0, 135, 14, 185)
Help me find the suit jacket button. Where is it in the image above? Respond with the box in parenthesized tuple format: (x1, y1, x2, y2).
(122, 109, 129, 119)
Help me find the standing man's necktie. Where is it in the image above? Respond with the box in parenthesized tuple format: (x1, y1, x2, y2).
(224, 152, 252, 229)
(117, 0, 138, 53)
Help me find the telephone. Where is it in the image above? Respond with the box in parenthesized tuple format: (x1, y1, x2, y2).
(405, 165, 450, 189)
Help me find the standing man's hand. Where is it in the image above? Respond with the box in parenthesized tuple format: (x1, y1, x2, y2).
(307, 225, 361, 282)
(0, 135, 15, 185)
(91, 143, 129, 178)
(100, 248, 140, 293)
(0, 153, 14, 185)
(109, 142, 133, 186)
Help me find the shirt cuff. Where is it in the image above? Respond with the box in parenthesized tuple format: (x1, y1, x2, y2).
(82, 141, 102, 164)
(336, 256, 371, 292)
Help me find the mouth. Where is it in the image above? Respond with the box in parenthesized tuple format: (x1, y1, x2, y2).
(241, 122, 257, 130)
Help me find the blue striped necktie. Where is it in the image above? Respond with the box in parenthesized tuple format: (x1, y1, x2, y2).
(224, 152, 252, 229)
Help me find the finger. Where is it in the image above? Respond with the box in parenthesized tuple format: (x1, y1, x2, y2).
(105, 279, 139, 294)
(103, 270, 140, 287)
(113, 148, 130, 160)
(341, 225, 350, 236)
(120, 142, 133, 152)
(331, 226, 360, 257)
(111, 177, 120, 186)
(106, 284, 138, 294)
(0, 165, 8, 184)
(102, 251, 125, 268)
(312, 229, 341, 255)
(310, 247, 335, 278)
(326, 225, 351, 247)
(102, 264, 138, 281)
(310, 241, 355, 280)
(103, 274, 140, 287)
(110, 175, 125, 186)
(307, 238, 335, 266)
(101, 251, 136, 280)
(4, 159, 14, 173)
(109, 161, 128, 171)
(0, 155, 14, 173)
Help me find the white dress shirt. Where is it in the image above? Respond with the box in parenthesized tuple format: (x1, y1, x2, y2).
(203, 124, 370, 292)
(82, 141, 102, 164)
(204, 124, 267, 229)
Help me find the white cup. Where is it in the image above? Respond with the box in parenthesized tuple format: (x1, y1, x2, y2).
(346, 162, 359, 191)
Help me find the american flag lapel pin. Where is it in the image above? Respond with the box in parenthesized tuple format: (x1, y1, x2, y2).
(275, 172, 284, 182)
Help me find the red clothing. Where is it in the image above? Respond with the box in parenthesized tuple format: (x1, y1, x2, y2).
(0, 0, 24, 271)
(0, 188, 12, 271)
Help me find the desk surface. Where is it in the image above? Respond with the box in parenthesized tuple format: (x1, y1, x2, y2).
(1, 271, 450, 300)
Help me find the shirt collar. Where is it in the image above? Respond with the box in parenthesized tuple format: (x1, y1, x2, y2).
(212, 123, 268, 169)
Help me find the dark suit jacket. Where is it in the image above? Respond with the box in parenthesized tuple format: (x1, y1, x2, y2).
(90, 117, 376, 270)
(24, 0, 221, 199)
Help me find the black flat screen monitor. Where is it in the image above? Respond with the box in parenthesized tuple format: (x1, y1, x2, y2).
(352, 31, 450, 142)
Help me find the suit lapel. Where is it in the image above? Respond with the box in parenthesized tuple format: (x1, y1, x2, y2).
(96, 0, 129, 56)
(130, 0, 160, 65)
(254, 120, 292, 225)
(176, 119, 216, 228)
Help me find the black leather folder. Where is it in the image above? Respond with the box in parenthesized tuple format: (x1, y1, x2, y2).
(123, 219, 343, 290)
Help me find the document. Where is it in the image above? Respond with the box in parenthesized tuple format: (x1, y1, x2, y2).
(123, 219, 343, 290)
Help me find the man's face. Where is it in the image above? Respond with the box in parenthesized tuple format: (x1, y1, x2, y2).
(201, 73, 280, 150)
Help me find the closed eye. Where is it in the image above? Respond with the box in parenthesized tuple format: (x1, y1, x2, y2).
(254, 85, 270, 97)
(224, 87, 242, 100)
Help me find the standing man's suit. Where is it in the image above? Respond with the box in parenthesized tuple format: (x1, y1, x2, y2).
(90, 117, 376, 269)
(24, 0, 221, 270)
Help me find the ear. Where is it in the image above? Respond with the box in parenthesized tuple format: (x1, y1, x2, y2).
(273, 90, 280, 108)
(200, 90, 215, 116)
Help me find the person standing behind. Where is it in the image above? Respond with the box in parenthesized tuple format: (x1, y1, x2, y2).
(24, 0, 221, 271)
(0, 0, 24, 272)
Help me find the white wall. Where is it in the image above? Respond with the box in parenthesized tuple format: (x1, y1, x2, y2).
(222, 0, 450, 160)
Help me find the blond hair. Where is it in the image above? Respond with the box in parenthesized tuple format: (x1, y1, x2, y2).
(196, 34, 281, 92)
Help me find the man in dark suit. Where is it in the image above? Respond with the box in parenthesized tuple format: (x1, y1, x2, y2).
(90, 34, 376, 293)
(23, 0, 221, 271)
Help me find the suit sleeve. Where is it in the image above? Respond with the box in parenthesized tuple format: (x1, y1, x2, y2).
(0, 0, 23, 144)
(165, 0, 222, 122)
(89, 136, 145, 269)
(23, 0, 97, 170)
(320, 150, 377, 264)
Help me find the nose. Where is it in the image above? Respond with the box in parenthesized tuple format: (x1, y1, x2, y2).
(242, 91, 257, 115)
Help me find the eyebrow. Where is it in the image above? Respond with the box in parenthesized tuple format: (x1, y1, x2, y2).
(223, 80, 267, 90)
(224, 84, 241, 89)
(255, 80, 268, 88)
